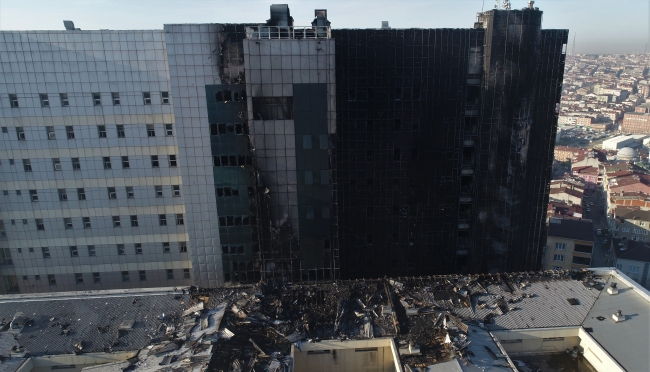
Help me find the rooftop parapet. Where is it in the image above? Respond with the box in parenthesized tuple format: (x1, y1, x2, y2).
(245, 25, 331, 40)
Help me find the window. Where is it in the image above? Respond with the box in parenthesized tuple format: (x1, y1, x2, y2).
(176, 214, 184, 225)
(58, 189, 68, 201)
(93, 272, 100, 283)
(143, 92, 151, 105)
(75, 273, 83, 284)
(633, 228, 641, 234)
(155, 185, 163, 197)
(574, 244, 593, 253)
(108, 187, 116, 199)
(92, 93, 101, 106)
(53, 158, 62, 171)
(130, 215, 138, 227)
(60, 93, 69, 107)
(69, 246, 78, 257)
(629, 266, 641, 274)
(42, 247, 50, 258)
(169, 155, 177, 167)
(163, 242, 170, 253)
(553, 254, 565, 262)
(616, 263, 623, 270)
(29, 190, 38, 202)
(36, 219, 44, 231)
(113, 216, 121, 227)
(2, 190, 7, 195)
(622, 228, 630, 233)
(1, 127, 6, 133)
(23, 159, 32, 172)
(0, 249, 13, 265)
(322, 206, 331, 219)
(121, 156, 130, 169)
(29, 248, 34, 253)
(319, 134, 328, 149)
(103, 157, 112, 169)
(172, 185, 181, 197)
(121, 271, 130, 282)
(8, 159, 13, 165)
(641, 222, 646, 226)
(126, 186, 134, 199)
(135, 243, 142, 254)
(77, 188, 86, 200)
(161, 91, 170, 104)
(555, 242, 566, 250)
(165, 124, 173, 136)
(117, 244, 125, 255)
(572, 256, 591, 266)
(40, 94, 49, 107)
(117, 125, 125, 138)
(83, 217, 91, 228)
(88, 245, 96, 256)
(305, 171, 313, 185)
(64, 218, 73, 229)
(9, 94, 18, 108)
(306, 205, 314, 220)
(179, 242, 187, 253)
(48, 274, 56, 285)
(112, 92, 120, 105)
(167, 269, 174, 280)
(252, 96, 293, 119)
(151, 155, 159, 168)
(46, 126, 55, 139)
(16, 127, 25, 140)
(147, 124, 155, 137)
(97, 125, 106, 138)
(139, 270, 147, 281)
(72, 158, 81, 170)
(66, 126, 75, 139)
(303, 135, 312, 149)
(321, 170, 329, 185)
(183, 268, 190, 279)
(159, 214, 167, 226)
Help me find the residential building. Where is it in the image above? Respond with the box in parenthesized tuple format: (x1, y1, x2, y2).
(0, 4, 568, 291)
(621, 112, 650, 134)
(613, 239, 650, 289)
(549, 187, 583, 205)
(610, 207, 650, 241)
(544, 218, 594, 270)
(554, 145, 581, 162)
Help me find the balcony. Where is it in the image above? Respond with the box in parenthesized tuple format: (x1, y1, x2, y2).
(246, 26, 331, 40)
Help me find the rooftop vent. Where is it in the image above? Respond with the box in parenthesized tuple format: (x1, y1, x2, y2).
(267, 4, 293, 27)
(567, 298, 579, 305)
(381, 21, 390, 29)
(612, 309, 626, 322)
(527, 1, 535, 9)
(118, 319, 135, 330)
(63, 20, 80, 31)
(607, 282, 619, 295)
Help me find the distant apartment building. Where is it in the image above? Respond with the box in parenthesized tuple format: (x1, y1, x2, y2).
(549, 187, 583, 205)
(572, 166, 599, 189)
(554, 145, 581, 162)
(544, 218, 594, 270)
(621, 112, 650, 134)
(610, 207, 650, 242)
(575, 117, 593, 127)
(609, 191, 650, 209)
(613, 239, 650, 289)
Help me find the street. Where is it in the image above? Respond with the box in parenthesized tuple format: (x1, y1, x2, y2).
(582, 190, 612, 267)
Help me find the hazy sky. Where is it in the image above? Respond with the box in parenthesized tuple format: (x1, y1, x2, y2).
(0, 0, 647, 54)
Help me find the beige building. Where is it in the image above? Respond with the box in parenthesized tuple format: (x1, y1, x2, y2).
(545, 218, 594, 270)
(554, 146, 581, 162)
(621, 112, 650, 134)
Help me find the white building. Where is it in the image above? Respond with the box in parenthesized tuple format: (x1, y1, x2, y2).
(0, 30, 193, 292)
(601, 135, 638, 150)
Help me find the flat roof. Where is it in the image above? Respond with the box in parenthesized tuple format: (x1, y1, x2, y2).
(582, 271, 650, 372)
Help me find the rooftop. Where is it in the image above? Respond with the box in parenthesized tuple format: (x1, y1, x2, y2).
(0, 269, 645, 372)
(548, 218, 595, 242)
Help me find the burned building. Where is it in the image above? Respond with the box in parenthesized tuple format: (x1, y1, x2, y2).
(0, 3, 566, 293)
(335, 6, 568, 277)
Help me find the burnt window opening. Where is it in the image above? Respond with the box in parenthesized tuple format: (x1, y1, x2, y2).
(367, 150, 373, 161)
(215, 92, 223, 102)
(463, 147, 475, 165)
(393, 148, 401, 161)
(213, 155, 252, 167)
(413, 119, 420, 131)
(394, 87, 402, 100)
(235, 123, 243, 134)
(466, 85, 481, 105)
(394, 119, 402, 130)
(223, 90, 232, 102)
(219, 123, 227, 134)
(367, 207, 374, 217)
(227, 124, 235, 133)
(461, 175, 474, 191)
(465, 117, 478, 134)
(411, 148, 419, 161)
(248, 186, 255, 196)
(348, 89, 356, 101)
(367, 234, 374, 245)
(210, 124, 218, 135)
(323, 239, 330, 249)
(252, 97, 293, 120)
(413, 86, 421, 100)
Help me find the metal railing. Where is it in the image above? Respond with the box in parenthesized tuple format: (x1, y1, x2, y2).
(246, 26, 331, 40)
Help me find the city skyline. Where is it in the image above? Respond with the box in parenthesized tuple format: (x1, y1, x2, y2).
(0, 0, 647, 54)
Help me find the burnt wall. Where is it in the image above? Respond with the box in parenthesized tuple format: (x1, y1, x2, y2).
(333, 28, 485, 279)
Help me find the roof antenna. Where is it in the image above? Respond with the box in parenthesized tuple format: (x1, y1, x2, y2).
(494, 0, 499, 9)
(502, 0, 511, 10)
